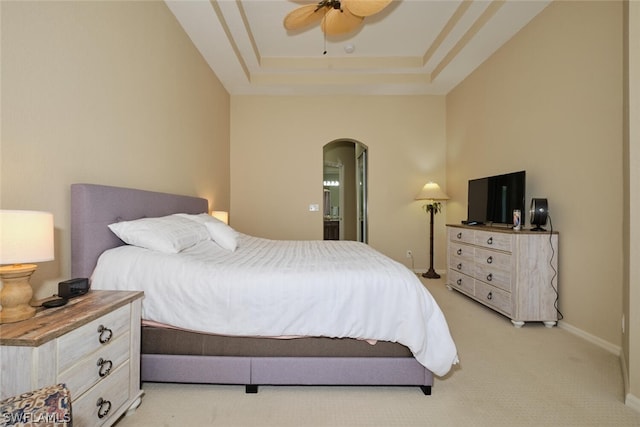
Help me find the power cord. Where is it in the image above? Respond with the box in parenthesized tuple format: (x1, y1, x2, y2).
(547, 214, 564, 321)
(408, 252, 416, 274)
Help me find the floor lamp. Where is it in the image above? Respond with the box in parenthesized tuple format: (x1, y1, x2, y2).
(415, 182, 449, 279)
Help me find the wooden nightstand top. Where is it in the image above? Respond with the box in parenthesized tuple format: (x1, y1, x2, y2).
(0, 290, 143, 347)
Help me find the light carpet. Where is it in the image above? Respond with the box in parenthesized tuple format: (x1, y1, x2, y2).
(114, 277, 640, 426)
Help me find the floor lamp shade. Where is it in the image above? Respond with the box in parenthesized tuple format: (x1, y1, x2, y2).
(0, 210, 54, 323)
(415, 182, 449, 279)
(415, 182, 450, 202)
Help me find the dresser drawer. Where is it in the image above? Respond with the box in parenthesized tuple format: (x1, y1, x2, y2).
(449, 254, 474, 277)
(474, 264, 512, 292)
(57, 304, 130, 374)
(58, 332, 130, 398)
(448, 269, 474, 294)
(72, 361, 130, 427)
(474, 230, 512, 252)
(449, 227, 474, 245)
(449, 242, 474, 261)
(475, 281, 512, 315)
(474, 247, 511, 270)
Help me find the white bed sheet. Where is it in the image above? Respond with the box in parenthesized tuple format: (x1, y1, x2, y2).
(91, 233, 458, 376)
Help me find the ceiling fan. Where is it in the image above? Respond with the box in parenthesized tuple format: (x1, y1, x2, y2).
(283, 0, 393, 36)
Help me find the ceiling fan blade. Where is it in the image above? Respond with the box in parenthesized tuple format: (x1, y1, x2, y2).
(321, 7, 364, 35)
(342, 0, 392, 17)
(284, 3, 328, 31)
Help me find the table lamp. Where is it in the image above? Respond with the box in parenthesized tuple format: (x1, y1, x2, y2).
(211, 211, 229, 225)
(0, 210, 54, 323)
(415, 182, 449, 279)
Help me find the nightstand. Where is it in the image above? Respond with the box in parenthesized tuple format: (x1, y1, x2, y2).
(0, 290, 144, 426)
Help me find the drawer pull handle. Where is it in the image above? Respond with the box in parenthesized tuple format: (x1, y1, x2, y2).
(487, 291, 493, 300)
(97, 358, 113, 377)
(457, 232, 462, 239)
(486, 273, 493, 282)
(456, 263, 462, 270)
(97, 325, 113, 344)
(457, 248, 462, 255)
(486, 256, 493, 264)
(96, 398, 112, 419)
(487, 237, 493, 245)
(456, 278, 462, 286)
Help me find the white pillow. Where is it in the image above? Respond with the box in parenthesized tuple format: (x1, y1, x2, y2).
(178, 213, 238, 251)
(108, 214, 210, 253)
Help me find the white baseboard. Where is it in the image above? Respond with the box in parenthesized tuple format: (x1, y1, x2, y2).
(557, 321, 621, 356)
(626, 392, 640, 413)
(557, 322, 640, 414)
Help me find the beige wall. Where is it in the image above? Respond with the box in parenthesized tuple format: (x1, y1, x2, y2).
(0, 1, 231, 299)
(447, 0, 623, 349)
(230, 95, 448, 269)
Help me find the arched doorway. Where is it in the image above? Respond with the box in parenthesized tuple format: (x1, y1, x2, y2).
(323, 139, 368, 243)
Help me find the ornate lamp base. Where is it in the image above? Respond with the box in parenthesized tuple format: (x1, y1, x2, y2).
(0, 264, 37, 324)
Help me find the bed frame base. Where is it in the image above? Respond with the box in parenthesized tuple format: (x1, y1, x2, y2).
(141, 354, 433, 395)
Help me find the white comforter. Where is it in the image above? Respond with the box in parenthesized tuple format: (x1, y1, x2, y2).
(91, 234, 458, 376)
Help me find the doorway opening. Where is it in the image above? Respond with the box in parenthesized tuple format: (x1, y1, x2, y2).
(323, 140, 368, 243)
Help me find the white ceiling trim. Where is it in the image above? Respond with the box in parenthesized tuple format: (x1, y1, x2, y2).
(165, 0, 551, 96)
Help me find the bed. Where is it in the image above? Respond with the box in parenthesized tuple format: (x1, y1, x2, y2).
(70, 183, 457, 395)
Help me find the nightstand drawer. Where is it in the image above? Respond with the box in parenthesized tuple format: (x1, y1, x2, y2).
(71, 361, 130, 427)
(58, 332, 130, 398)
(57, 304, 130, 374)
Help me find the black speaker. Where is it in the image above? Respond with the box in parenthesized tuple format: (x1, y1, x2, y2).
(58, 278, 89, 299)
(529, 198, 548, 231)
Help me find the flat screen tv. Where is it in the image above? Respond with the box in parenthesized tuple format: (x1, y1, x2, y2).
(466, 171, 526, 226)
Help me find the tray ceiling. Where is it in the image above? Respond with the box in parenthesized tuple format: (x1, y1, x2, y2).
(165, 0, 551, 95)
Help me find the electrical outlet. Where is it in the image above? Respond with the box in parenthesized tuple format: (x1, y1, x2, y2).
(309, 204, 320, 212)
(406, 250, 412, 258)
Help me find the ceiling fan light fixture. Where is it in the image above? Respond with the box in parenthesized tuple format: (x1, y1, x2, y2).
(284, 0, 391, 36)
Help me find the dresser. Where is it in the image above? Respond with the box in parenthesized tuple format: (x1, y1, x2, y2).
(446, 224, 559, 327)
(0, 290, 144, 426)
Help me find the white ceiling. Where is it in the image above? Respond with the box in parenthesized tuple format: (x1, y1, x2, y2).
(165, 0, 551, 96)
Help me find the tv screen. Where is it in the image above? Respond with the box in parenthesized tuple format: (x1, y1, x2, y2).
(467, 171, 526, 225)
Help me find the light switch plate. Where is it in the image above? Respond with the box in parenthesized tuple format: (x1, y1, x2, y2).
(309, 204, 320, 212)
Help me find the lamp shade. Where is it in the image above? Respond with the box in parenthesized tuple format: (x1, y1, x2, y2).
(0, 210, 54, 265)
(211, 211, 229, 225)
(415, 182, 449, 201)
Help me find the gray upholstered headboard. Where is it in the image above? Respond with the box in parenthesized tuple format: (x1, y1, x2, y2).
(71, 183, 209, 279)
